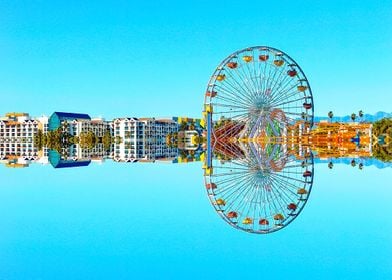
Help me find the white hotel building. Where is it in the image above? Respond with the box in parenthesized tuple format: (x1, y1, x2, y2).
(112, 117, 178, 162)
(0, 113, 49, 167)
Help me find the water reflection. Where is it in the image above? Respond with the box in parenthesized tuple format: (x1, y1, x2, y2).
(1, 46, 391, 235)
(1, 111, 391, 235)
(205, 143, 314, 234)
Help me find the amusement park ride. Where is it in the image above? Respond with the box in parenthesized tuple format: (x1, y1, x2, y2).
(201, 46, 373, 234)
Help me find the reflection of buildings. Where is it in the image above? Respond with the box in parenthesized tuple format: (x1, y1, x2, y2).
(0, 112, 205, 168)
(262, 120, 373, 161)
(1, 111, 380, 169)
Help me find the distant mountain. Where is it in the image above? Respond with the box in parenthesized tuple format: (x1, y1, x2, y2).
(314, 111, 392, 123)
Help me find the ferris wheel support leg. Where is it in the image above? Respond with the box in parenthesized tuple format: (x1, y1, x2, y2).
(249, 142, 263, 167)
(249, 114, 265, 138)
(206, 111, 213, 169)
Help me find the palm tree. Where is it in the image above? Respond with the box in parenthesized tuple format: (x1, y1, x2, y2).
(328, 111, 334, 122)
(358, 110, 364, 122)
(351, 113, 356, 122)
(328, 162, 333, 169)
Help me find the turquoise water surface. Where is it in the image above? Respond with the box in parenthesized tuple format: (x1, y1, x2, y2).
(1, 161, 391, 278)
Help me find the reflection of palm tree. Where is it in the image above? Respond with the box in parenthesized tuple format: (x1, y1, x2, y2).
(328, 162, 333, 169)
(359, 163, 364, 170)
(328, 111, 333, 122)
(351, 159, 356, 167)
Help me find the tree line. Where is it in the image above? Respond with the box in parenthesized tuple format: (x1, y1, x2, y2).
(34, 129, 114, 152)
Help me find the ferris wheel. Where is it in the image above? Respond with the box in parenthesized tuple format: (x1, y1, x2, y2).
(203, 46, 314, 234)
(204, 46, 314, 131)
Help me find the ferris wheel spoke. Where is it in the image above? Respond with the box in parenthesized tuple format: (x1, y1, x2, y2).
(213, 175, 254, 197)
(268, 68, 290, 98)
(280, 175, 311, 191)
(211, 102, 251, 110)
(228, 177, 260, 216)
(212, 109, 251, 115)
(214, 84, 253, 107)
(213, 93, 252, 110)
(212, 173, 253, 190)
(264, 62, 283, 98)
(215, 77, 253, 104)
(219, 175, 256, 204)
(271, 89, 308, 109)
(282, 111, 308, 117)
(269, 177, 303, 200)
(221, 72, 257, 103)
(226, 66, 258, 101)
(269, 84, 300, 106)
(210, 169, 253, 178)
(243, 61, 261, 97)
(268, 174, 300, 199)
(270, 69, 295, 95)
(233, 59, 258, 96)
(258, 60, 272, 100)
(268, 184, 289, 213)
(272, 96, 309, 109)
(276, 105, 307, 111)
(264, 187, 284, 218)
(220, 111, 252, 121)
(271, 82, 299, 106)
(269, 172, 307, 184)
(211, 170, 252, 186)
(212, 165, 251, 171)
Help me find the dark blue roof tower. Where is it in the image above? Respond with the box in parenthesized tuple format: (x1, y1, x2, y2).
(48, 112, 91, 131)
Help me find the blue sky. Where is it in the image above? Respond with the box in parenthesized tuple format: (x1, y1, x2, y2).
(1, 0, 391, 119)
(1, 1, 392, 279)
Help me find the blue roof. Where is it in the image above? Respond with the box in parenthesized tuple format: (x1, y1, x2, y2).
(48, 150, 91, 169)
(53, 160, 91, 169)
(53, 112, 91, 120)
(48, 112, 91, 131)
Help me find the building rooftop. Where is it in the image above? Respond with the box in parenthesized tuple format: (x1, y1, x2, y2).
(52, 112, 91, 120)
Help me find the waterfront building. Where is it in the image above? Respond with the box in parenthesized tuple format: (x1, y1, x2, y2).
(0, 113, 49, 165)
(48, 112, 111, 137)
(112, 117, 178, 162)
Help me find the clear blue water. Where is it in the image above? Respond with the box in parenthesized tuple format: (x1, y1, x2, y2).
(1, 161, 391, 279)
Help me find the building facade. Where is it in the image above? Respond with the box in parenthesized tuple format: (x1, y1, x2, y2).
(0, 112, 192, 168)
(112, 117, 178, 162)
(0, 113, 49, 167)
